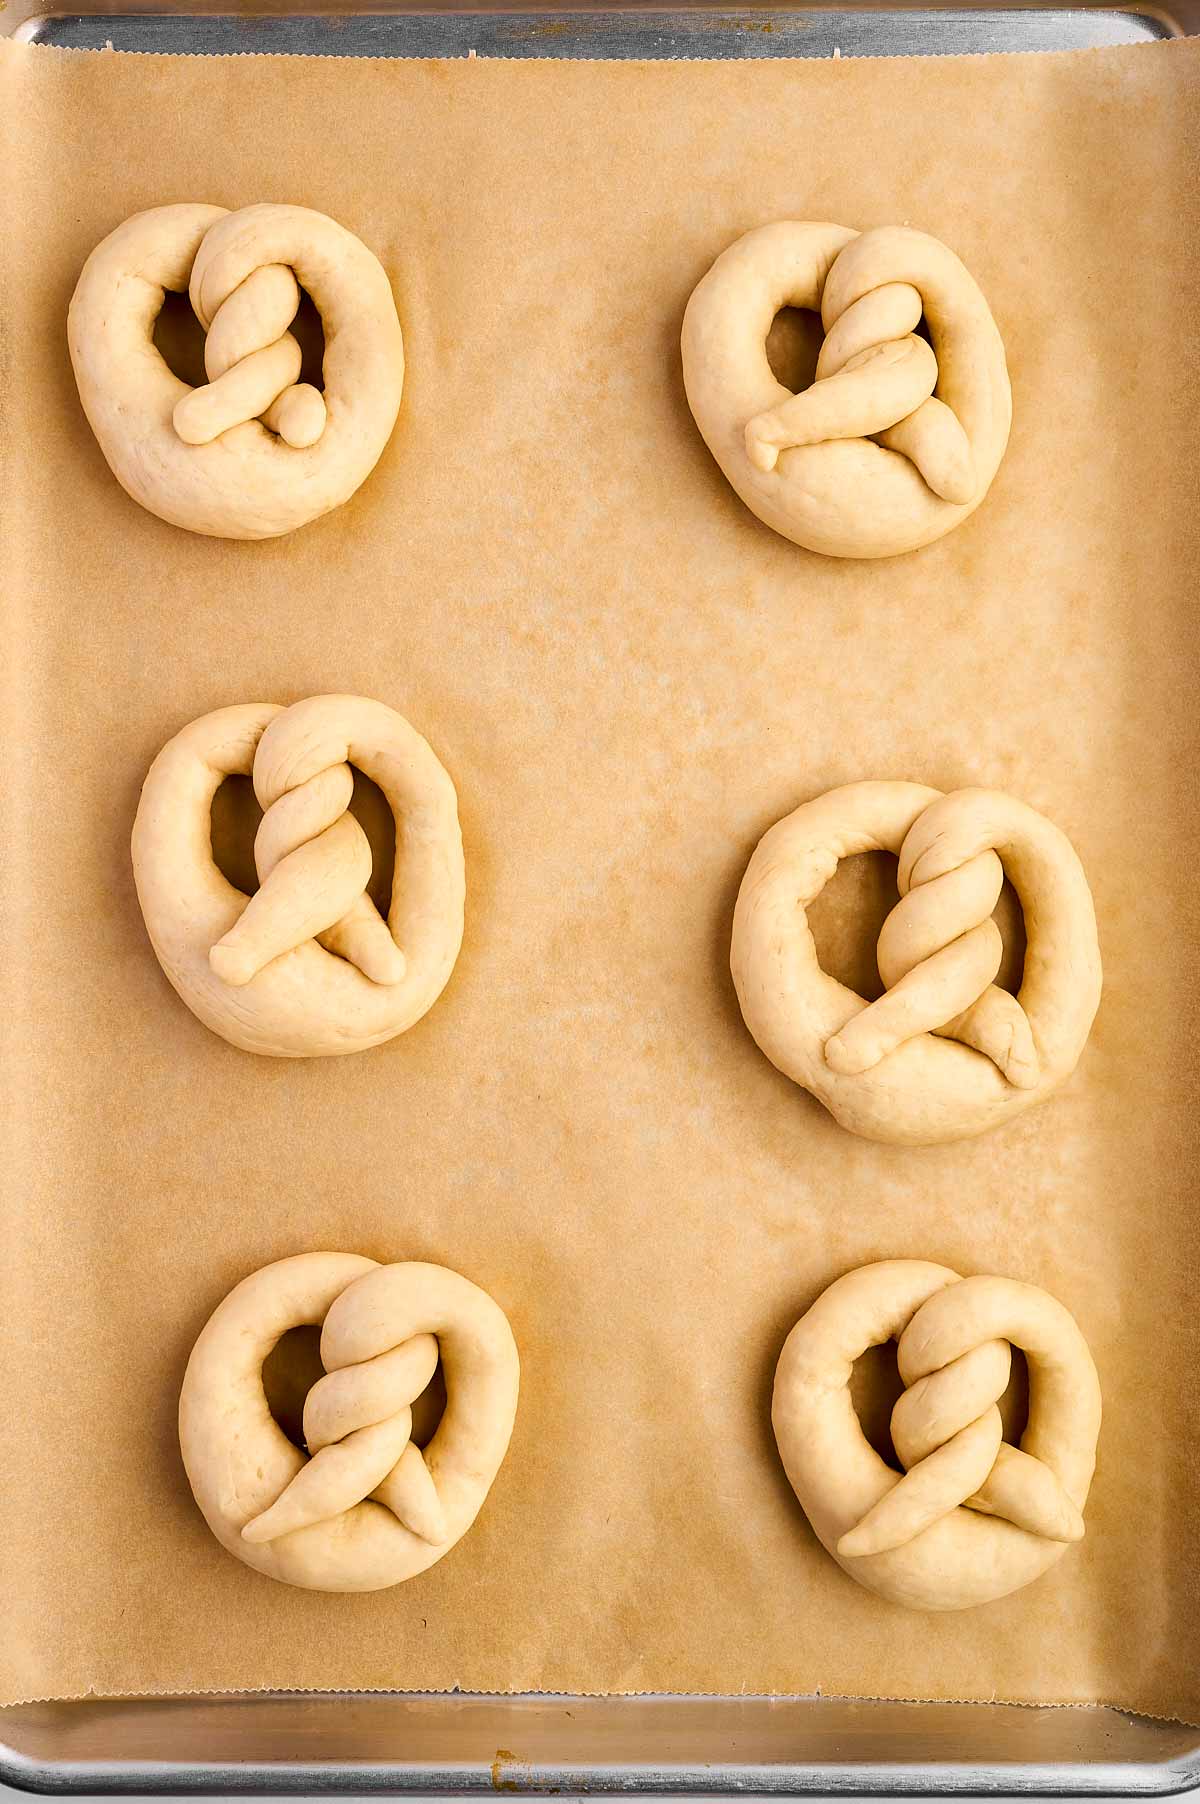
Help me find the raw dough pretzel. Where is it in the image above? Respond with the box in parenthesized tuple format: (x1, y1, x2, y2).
(681, 222, 1011, 558)
(772, 1261, 1101, 1611)
(179, 1254, 519, 1592)
(731, 782, 1101, 1145)
(68, 203, 404, 539)
(132, 694, 464, 1058)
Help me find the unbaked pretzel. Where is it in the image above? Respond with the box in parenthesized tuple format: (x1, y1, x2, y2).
(772, 1261, 1101, 1611)
(179, 1253, 519, 1592)
(132, 694, 464, 1058)
(681, 222, 1011, 558)
(731, 782, 1101, 1144)
(68, 203, 404, 539)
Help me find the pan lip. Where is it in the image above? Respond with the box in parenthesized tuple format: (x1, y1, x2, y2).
(8, 5, 1184, 56)
(4, 1691, 1200, 1797)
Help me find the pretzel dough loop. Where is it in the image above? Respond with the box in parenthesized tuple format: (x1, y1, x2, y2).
(730, 782, 1102, 1144)
(68, 203, 404, 538)
(132, 694, 465, 1058)
(772, 1262, 1102, 1611)
(682, 222, 1012, 558)
(179, 1255, 520, 1593)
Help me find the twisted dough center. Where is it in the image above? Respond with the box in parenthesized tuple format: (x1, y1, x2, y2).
(208, 715, 405, 991)
(824, 801, 1038, 1088)
(172, 218, 328, 450)
(243, 1325, 448, 1549)
(744, 274, 975, 504)
(836, 1284, 1085, 1560)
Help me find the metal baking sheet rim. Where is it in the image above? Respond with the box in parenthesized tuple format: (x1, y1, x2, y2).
(7, 5, 1194, 52)
(5, 1691, 1200, 1796)
(4, 0, 1200, 1793)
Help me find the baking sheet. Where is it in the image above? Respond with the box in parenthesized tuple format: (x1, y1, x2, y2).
(1, 31, 1198, 1724)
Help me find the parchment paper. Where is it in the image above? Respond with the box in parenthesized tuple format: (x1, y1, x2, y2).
(1, 31, 1199, 1721)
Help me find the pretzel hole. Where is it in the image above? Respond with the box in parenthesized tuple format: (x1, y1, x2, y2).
(210, 770, 397, 919)
(151, 286, 326, 395)
(409, 1361, 447, 1449)
(153, 288, 208, 388)
(850, 1341, 1031, 1469)
(992, 879, 1027, 997)
(807, 854, 1028, 999)
(261, 1327, 447, 1451)
(263, 1325, 325, 1449)
(765, 308, 824, 395)
(850, 1340, 906, 1467)
(807, 852, 895, 1000)
(998, 1349, 1029, 1445)
(290, 289, 327, 392)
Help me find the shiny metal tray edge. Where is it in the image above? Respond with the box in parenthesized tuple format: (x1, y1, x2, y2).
(4, 1693, 1200, 1797)
(5, 1, 1199, 1793)
(8, 3, 1197, 53)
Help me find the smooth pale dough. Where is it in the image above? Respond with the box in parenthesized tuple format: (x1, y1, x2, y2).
(731, 782, 1102, 1146)
(179, 1254, 520, 1593)
(131, 693, 465, 1058)
(68, 202, 404, 539)
(772, 1261, 1102, 1612)
(681, 222, 1011, 559)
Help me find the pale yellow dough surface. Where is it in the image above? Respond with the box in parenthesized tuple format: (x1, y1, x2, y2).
(731, 782, 1102, 1145)
(179, 1253, 520, 1593)
(681, 222, 1011, 558)
(131, 693, 464, 1058)
(772, 1261, 1102, 1611)
(68, 202, 404, 539)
